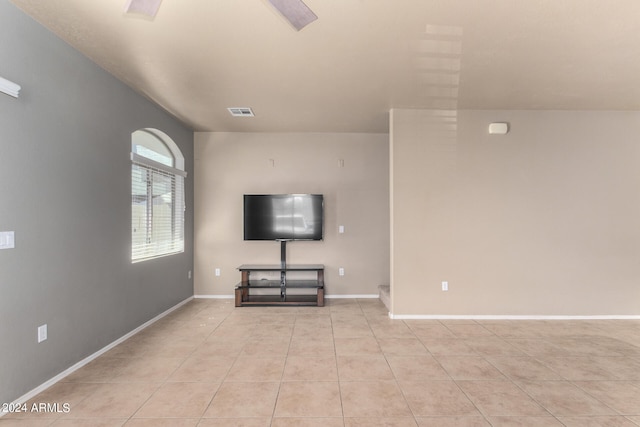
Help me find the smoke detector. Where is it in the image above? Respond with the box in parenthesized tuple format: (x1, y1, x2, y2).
(227, 107, 255, 117)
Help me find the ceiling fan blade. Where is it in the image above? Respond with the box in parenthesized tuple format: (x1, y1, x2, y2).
(124, 0, 163, 18)
(268, 0, 318, 31)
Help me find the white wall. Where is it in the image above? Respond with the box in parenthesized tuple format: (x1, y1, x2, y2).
(194, 132, 389, 297)
(391, 109, 640, 316)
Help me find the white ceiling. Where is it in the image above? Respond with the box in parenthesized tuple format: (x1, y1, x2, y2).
(9, 0, 640, 133)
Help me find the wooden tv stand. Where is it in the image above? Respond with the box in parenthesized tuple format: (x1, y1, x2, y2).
(235, 264, 324, 307)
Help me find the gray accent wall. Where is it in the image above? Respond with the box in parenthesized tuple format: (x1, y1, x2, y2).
(0, 1, 194, 404)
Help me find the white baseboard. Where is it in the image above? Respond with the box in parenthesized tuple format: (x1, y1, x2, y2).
(2, 296, 194, 416)
(194, 294, 234, 299)
(389, 313, 640, 320)
(326, 294, 379, 299)
(194, 294, 380, 299)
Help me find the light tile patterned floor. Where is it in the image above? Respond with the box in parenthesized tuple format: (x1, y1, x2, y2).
(3, 298, 640, 426)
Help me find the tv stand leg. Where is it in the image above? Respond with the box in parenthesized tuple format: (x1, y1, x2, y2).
(241, 271, 250, 300)
(280, 240, 287, 300)
(235, 287, 242, 307)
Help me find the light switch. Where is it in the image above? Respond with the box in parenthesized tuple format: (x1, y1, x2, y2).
(0, 231, 15, 249)
(38, 324, 47, 343)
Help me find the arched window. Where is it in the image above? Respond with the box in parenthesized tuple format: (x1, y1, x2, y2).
(131, 129, 186, 262)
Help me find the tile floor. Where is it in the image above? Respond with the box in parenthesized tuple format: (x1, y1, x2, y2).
(3, 298, 640, 426)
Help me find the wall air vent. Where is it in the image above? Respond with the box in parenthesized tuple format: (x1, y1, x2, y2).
(124, 0, 163, 17)
(227, 107, 255, 117)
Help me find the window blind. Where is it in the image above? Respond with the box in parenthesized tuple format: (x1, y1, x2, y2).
(131, 155, 185, 262)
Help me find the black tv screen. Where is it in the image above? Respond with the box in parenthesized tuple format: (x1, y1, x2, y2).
(244, 194, 324, 241)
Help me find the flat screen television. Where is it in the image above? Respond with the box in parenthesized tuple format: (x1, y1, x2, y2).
(244, 194, 324, 241)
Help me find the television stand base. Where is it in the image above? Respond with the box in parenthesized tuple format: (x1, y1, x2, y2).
(234, 264, 324, 307)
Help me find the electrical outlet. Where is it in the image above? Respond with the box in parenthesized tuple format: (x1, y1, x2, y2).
(215, 268, 221, 277)
(441, 281, 448, 291)
(38, 324, 47, 343)
(338, 225, 345, 234)
(339, 268, 345, 276)
(188, 270, 192, 279)
(0, 231, 15, 249)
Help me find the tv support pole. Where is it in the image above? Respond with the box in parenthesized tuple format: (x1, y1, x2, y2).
(280, 240, 287, 298)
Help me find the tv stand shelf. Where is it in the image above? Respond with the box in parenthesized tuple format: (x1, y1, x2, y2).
(235, 264, 324, 307)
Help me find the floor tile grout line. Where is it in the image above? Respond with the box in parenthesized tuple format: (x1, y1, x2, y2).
(480, 354, 558, 421)
(565, 378, 628, 417)
(134, 303, 233, 421)
(10, 300, 640, 424)
(331, 308, 346, 421)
